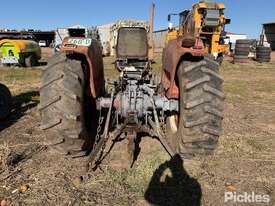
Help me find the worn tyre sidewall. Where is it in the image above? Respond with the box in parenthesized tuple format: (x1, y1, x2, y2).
(166, 58, 224, 158)
(40, 53, 94, 155)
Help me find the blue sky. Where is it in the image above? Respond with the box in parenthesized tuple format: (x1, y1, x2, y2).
(0, 0, 274, 38)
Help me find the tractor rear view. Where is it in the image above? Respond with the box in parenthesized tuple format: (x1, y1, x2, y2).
(40, 9, 224, 169)
(40, 24, 179, 164)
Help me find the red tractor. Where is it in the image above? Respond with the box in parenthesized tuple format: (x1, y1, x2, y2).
(40, 25, 224, 168)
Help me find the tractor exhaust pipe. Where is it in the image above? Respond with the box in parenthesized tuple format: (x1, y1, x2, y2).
(149, 2, 155, 61)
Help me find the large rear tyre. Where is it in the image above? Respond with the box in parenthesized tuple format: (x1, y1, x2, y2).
(166, 57, 224, 159)
(39, 53, 95, 155)
(0, 83, 12, 120)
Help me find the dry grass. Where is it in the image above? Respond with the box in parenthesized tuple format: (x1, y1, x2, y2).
(0, 58, 275, 205)
(0, 67, 41, 96)
(105, 150, 169, 195)
(0, 143, 10, 174)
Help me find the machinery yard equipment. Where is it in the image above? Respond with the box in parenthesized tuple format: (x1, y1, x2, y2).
(55, 26, 100, 53)
(163, 0, 224, 158)
(0, 83, 12, 120)
(0, 37, 41, 67)
(167, 0, 231, 64)
(40, 16, 224, 168)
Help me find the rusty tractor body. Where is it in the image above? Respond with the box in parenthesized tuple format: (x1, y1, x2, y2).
(162, 36, 205, 99)
(40, 15, 224, 168)
(60, 37, 105, 98)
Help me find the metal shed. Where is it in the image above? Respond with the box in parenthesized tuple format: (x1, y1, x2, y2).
(152, 29, 168, 54)
(263, 22, 275, 50)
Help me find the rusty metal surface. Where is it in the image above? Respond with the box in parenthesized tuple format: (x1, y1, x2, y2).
(161, 37, 204, 98)
(60, 37, 105, 98)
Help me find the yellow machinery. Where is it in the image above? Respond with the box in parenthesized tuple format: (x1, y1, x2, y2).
(167, 0, 230, 63)
(0, 39, 41, 67)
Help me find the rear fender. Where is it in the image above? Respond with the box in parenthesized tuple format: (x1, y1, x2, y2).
(61, 37, 105, 98)
(161, 37, 204, 99)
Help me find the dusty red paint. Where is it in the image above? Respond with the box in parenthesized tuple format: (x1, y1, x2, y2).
(161, 37, 204, 99)
(60, 37, 105, 98)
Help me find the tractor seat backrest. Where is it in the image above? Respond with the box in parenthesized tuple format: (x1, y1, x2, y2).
(116, 27, 148, 59)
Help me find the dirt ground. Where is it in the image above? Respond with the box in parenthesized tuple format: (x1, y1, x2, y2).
(0, 55, 275, 206)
